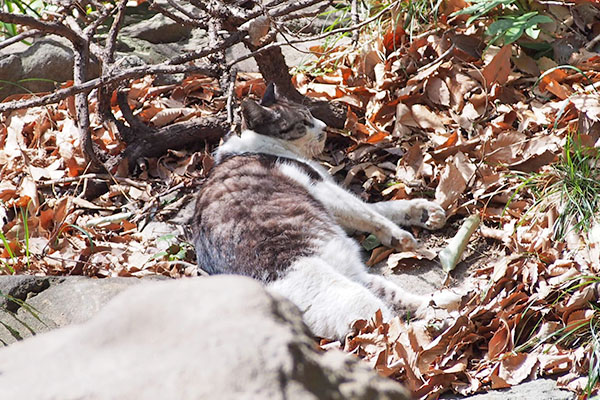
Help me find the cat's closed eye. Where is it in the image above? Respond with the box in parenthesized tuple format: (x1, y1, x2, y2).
(294, 122, 307, 134)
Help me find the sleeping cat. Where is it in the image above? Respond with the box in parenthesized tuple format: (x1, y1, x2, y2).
(193, 83, 451, 339)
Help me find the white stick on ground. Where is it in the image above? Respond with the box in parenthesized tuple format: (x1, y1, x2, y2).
(439, 214, 481, 273)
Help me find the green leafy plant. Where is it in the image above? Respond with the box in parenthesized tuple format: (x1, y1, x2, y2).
(559, 278, 600, 397)
(514, 134, 600, 241)
(0, 230, 16, 274)
(0, 200, 35, 273)
(401, 0, 444, 38)
(152, 234, 194, 262)
(514, 276, 600, 397)
(585, 312, 600, 398)
(20, 205, 31, 269)
(362, 234, 381, 251)
(451, 0, 552, 47)
(546, 135, 600, 239)
(0, 290, 48, 336)
(486, 12, 552, 45)
(451, 0, 518, 26)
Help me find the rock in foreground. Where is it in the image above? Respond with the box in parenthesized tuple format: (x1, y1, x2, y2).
(0, 276, 409, 400)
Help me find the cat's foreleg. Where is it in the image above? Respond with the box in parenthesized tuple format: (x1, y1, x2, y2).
(369, 199, 446, 230)
(307, 181, 418, 250)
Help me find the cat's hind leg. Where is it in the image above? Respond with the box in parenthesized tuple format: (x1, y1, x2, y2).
(359, 273, 463, 317)
(267, 256, 392, 340)
(359, 273, 428, 314)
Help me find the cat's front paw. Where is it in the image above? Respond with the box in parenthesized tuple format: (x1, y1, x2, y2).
(378, 225, 417, 251)
(411, 199, 446, 230)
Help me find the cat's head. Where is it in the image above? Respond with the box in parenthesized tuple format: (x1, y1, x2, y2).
(241, 83, 327, 157)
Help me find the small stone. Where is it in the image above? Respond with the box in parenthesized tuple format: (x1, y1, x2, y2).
(123, 13, 192, 44)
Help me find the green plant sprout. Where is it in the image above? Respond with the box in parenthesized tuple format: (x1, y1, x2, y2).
(511, 133, 600, 241)
(20, 205, 30, 269)
(0, 230, 16, 274)
(486, 12, 552, 45)
(151, 234, 194, 262)
(451, 0, 552, 48)
(451, 0, 519, 26)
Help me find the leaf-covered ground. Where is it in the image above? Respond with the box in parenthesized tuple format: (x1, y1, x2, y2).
(2, 1, 600, 398)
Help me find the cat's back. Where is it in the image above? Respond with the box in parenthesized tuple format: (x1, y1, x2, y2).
(193, 153, 335, 282)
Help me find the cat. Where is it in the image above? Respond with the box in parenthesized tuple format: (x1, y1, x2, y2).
(193, 83, 452, 339)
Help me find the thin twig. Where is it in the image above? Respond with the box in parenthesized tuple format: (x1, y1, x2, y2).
(0, 63, 217, 113)
(149, 1, 207, 28)
(165, 0, 205, 21)
(0, 11, 83, 44)
(226, 67, 238, 125)
(134, 181, 185, 225)
(85, 212, 134, 227)
(105, 0, 128, 64)
(0, 29, 41, 50)
(416, 44, 454, 72)
(116, 89, 147, 137)
(351, 0, 360, 46)
(83, 2, 115, 37)
(585, 32, 600, 51)
(36, 173, 152, 189)
(229, 0, 399, 67)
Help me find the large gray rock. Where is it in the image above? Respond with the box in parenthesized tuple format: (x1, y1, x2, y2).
(0, 38, 75, 100)
(0, 276, 410, 400)
(0, 37, 103, 101)
(0, 54, 22, 94)
(0, 276, 141, 345)
(443, 379, 574, 400)
(122, 12, 192, 44)
(19, 38, 74, 82)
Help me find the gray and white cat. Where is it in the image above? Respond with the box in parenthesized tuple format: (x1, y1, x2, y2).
(193, 83, 452, 339)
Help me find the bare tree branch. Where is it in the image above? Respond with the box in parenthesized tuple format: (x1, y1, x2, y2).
(122, 113, 229, 162)
(0, 29, 41, 50)
(116, 89, 147, 139)
(351, 0, 359, 46)
(0, 11, 83, 45)
(165, 0, 205, 21)
(0, 63, 217, 114)
(105, 0, 128, 64)
(230, 0, 396, 67)
(0, 0, 369, 167)
(149, 1, 207, 28)
(83, 2, 115, 37)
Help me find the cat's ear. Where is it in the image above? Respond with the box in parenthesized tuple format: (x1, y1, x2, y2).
(260, 82, 277, 106)
(241, 98, 273, 129)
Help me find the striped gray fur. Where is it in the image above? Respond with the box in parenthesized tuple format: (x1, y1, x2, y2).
(191, 83, 457, 339)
